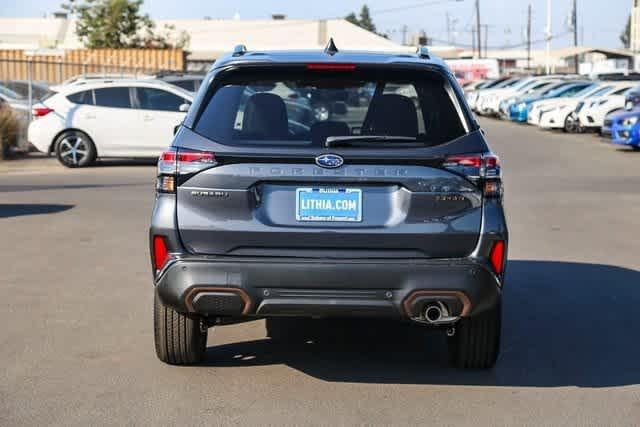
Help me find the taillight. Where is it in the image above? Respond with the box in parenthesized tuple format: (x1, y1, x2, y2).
(152, 235, 171, 271)
(443, 153, 502, 198)
(443, 154, 482, 169)
(489, 240, 506, 275)
(32, 107, 54, 118)
(156, 147, 217, 193)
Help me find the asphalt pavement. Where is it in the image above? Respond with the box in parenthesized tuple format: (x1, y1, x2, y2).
(2, 120, 640, 426)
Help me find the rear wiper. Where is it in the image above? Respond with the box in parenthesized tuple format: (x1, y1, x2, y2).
(325, 135, 418, 148)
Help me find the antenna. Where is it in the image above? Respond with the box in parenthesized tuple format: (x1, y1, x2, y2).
(416, 45, 430, 59)
(233, 44, 247, 56)
(324, 38, 338, 55)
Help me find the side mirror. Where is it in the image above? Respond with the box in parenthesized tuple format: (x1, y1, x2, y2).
(178, 102, 191, 112)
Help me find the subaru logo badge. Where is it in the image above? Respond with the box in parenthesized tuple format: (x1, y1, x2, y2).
(315, 154, 344, 169)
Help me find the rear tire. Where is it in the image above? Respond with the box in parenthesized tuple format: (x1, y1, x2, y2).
(448, 300, 501, 369)
(154, 292, 207, 365)
(54, 130, 96, 168)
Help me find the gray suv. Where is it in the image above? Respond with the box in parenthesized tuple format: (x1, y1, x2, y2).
(150, 43, 508, 369)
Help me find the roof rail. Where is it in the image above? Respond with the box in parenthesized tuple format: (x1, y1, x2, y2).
(416, 45, 430, 59)
(233, 44, 247, 56)
(324, 38, 338, 56)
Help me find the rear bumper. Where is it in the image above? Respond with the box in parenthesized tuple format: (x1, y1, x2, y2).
(155, 256, 502, 320)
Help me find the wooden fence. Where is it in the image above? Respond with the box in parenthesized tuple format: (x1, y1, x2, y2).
(0, 49, 185, 84)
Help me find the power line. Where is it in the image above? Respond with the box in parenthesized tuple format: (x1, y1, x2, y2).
(428, 30, 571, 50)
(185, 0, 463, 36)
(371, 0, 463, 16)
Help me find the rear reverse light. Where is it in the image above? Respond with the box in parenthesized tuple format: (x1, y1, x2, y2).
(306, 63, 356, 71)
(443, 153, 502, 198)
(489, 240, 506, 275)
(32, 107, 54, 118)
(152, 235, 171, 271)
(156, 147, 217, 193)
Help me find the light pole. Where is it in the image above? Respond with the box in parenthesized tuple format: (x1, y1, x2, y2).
(545, 0, 552, 74)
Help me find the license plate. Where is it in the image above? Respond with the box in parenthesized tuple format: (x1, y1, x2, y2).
(296, 188, 362, 222)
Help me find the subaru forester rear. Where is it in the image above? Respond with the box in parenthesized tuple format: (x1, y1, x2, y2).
(150, 43, 508, 369)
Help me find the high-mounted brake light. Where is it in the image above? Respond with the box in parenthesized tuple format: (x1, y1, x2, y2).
(156, 148, 217, 193)
(32, 107, 54, 118)
(489, 240, 506, 275)
(306, 63, 356, 71)
(152, 235, 171, 271)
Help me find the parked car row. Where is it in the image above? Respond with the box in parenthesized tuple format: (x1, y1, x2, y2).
(464, 75, 640, 150)
(23, 72, 205, 167)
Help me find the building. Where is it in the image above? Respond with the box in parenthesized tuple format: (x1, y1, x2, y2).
(430, 45, 635, 76)
(0, 14, 407, 70)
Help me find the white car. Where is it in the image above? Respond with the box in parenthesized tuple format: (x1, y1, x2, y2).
(527, 81, 592, 126)
(28, 79, 193, 167)
(469, 77, 521, 112)
(538, 82, 615, 131)
(576, 86, 636, 132)
(539, 82, 637, 131)
(476, 77, 561, 116)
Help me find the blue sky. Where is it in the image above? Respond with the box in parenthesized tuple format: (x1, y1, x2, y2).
(0, 0, 631, 49)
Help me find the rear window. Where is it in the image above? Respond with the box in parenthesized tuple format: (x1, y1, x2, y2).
(193, 67, 469, 147)
(67, 90, 94, 105)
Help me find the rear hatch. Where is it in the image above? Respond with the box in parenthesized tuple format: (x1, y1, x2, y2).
(168, 64, 494, 259)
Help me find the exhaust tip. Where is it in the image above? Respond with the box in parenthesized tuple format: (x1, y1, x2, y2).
(424, 303, 443, 323)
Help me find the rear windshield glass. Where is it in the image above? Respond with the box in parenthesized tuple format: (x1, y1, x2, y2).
(193, 68, 469, 147)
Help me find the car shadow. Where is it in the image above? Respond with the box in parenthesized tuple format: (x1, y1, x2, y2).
(93, 158, 158, 167)
(198, 260, 640, 388)
(0, 203, 74, 218)
(614, 147, 640, 153)
(0, 183, 146, 193)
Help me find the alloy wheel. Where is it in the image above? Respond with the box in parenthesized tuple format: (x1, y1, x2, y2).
(58, 135, 88, 166)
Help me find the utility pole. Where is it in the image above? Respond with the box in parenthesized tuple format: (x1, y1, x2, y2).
(527, 4, 532, 70)
(446, 12, 451, 44)
(472, 25, 476, 57)
(475, 0, 482, 58)
(572, 0, 579, 74)
(545, 0, 551, 74)
(482, 24, 489, 58)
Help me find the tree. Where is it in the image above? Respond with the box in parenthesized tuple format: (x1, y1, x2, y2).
(63, 0, 189, 49)
(621, 14, 631, 49)
(345, 4, 378, 34)
(358, 5, 376, 33)
(345, 12, 359, 27)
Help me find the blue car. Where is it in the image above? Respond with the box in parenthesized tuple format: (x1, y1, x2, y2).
(508, 81, 586, 122)
(609, 109, 640, 149)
